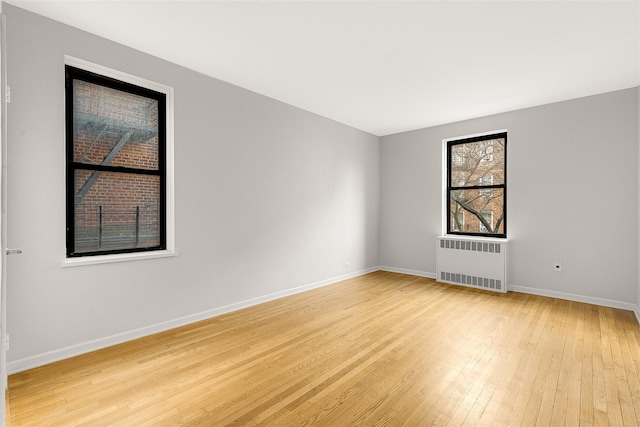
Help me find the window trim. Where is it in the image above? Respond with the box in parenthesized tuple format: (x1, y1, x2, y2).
(62, 56, 176, 266)
(443, 130, 507, 239)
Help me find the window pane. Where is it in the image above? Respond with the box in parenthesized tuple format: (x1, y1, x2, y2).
(451, 209, 464, 232)
(450, 188, 504, 234)
(450, 137, 505, 186)
(73, 80, 159, 170)
(74, 170, 161, 253)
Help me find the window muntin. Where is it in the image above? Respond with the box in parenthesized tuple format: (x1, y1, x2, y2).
(66, 65, 167, 257)
(447, 132, 506, 237)
(479, 175, 493, 196)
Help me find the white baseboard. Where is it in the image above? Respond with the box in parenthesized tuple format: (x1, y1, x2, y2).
(634, 306, 640, 326)
(509, 284, 639, 314)
(379, 266, 436, 279)
(7, 267, 379, 375)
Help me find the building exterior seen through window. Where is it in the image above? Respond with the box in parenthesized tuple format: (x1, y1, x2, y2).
(447, 132, 506, 238)
(65, 65, 167, 257)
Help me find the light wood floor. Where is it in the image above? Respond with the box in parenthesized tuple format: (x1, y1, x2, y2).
(7, 271, 640, 426)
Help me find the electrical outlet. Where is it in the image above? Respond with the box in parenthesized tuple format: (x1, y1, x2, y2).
(553, 262, 562, 272)
(344, 262, 351, 269)
(5, 333, 9, 351)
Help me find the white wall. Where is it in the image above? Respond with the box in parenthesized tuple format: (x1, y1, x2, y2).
(4, 4, 380, 371)
(381, 88, 639, 306)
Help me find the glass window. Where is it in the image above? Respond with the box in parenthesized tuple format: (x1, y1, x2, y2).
(447, 132, 506, 237)
(452, 209, 465, 232)
(66, 65, 167, 257)
(479, 211, 494, 232)
(479, 175, 493, 196)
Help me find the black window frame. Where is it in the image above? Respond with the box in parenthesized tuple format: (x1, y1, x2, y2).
(446, 132, 507, 238)
(65, 65, 167, 257)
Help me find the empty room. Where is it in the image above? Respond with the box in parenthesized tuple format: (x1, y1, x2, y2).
(0, 1, 639, 425)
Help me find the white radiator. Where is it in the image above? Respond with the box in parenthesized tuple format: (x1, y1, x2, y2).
(436, 236, 508, 293)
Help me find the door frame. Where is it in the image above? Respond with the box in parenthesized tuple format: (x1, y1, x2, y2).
(1, 7, 8, 424)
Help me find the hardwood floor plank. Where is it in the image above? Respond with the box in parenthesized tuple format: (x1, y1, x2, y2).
(566, 302, 585, 426)
(620, 312, 640, 423)
(519, 299, 559, 426)
(7, 271, 640, 426)
(549, 301, 573, 426)
(609, 311, 639, 427)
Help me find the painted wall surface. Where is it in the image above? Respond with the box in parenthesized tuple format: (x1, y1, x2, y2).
(4, 5, 380, 368)
(380, 88, 639, 304)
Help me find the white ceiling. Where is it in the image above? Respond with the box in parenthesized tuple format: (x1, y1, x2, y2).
(6, 1, 640, 136)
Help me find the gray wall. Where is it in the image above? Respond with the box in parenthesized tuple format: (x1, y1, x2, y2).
(380, 88, 639, 305)
(4, 4, 380, 370)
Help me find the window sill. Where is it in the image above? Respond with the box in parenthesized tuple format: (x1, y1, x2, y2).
(440, 235, 508, 243)
(61, 250, 179, 268)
